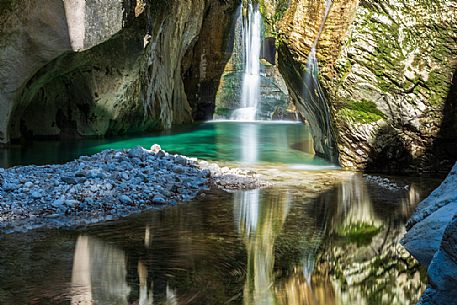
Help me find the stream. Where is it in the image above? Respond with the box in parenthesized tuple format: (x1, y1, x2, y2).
(0, 121, 439, 305)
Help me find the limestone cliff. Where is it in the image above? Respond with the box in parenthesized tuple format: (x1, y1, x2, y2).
(0, 0, 239, 141)
(261, 0, 457, 173)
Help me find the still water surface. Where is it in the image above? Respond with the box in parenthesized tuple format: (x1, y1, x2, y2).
(0, 176, 435, 305)
(0, 121, 437, 304)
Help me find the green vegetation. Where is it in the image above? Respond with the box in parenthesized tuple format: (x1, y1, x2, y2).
(338, 99, 386, 124)
(337, 223, 383, 246)
(214, 107, 232, 118)
(424, 69, 450, 106)
(273, 0, 289, 22)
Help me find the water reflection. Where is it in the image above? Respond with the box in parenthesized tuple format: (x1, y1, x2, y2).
(235, 190, 290, 305)
(0, 175, 434, 305)
(71, 236, 130, 305)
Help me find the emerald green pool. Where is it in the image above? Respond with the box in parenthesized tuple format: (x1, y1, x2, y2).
(0, 121, 334, 168)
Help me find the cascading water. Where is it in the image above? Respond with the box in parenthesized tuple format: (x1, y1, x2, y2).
(230, 2, 262, 121)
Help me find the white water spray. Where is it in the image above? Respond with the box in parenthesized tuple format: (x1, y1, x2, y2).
(231, 2, 262, 121)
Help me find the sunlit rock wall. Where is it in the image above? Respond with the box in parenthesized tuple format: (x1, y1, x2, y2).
(0, 0, 239, 141)
(261, 0, 457, 173)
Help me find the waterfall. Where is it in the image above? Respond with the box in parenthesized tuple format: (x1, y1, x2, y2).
(303, 0, 335, 159)
(231, 2, 262, 121)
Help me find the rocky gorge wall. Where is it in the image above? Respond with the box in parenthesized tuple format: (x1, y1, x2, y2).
(1, 0, 455, 175)
(402, 163, 457, 304)
(0, 0, 239, 142)
(261, 0, 457, 174)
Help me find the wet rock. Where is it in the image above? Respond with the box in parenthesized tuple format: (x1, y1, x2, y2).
(418, 217, 457, 305)
(402, 163, 457, 265)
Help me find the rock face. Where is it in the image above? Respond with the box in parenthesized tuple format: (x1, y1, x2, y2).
(0, 0, 239, 142)
(402, 163, 457, 304)
(260, 0, 457, 173)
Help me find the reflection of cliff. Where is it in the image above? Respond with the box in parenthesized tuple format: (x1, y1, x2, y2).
(71, 236, 130, 305)
(312, 176, 427, 305)
(271, 175, 428, 305)
(0, 177, 432, 305)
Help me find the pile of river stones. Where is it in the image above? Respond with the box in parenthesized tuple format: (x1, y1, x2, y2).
(0, 145, 267, 231)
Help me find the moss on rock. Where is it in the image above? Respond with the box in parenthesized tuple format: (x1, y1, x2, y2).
(337, 100, 386, 124)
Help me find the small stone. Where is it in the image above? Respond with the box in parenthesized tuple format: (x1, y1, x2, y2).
(3, 183, 18, 192)
(52, 199, 65, 208)
(119, 194, 134, 205)
(31, 191, 42, 199)
(156, 150, 166, 158)
(152, 196, 166, 204)
(23, 182, 34, 189)
(61, 176, 77, 185)
(65, 200, 80, 208)
(175, 156, 187, 166)
(128, 146, 147, 160)
(75, 171, 86, 177)
(173, 166, 185, 174)
(150, 144, 161, 153)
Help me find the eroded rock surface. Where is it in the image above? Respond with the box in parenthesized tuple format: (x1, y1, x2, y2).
(0, 0, 239, 142)
(261, 0, 457, 173)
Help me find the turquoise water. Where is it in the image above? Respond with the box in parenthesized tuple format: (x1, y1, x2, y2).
(0, 121, 333, 168)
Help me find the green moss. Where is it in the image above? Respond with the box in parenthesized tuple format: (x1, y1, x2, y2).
(338, 99, 386, 124)
(214, 107, 232, 117)
(424, 69, 450, 106)
(337, 223, 382, 246)
(274, 0, 289, 22)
